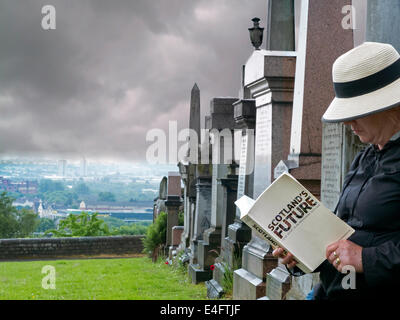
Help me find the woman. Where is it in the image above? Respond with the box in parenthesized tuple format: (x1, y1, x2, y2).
(273, 42, 400, 300)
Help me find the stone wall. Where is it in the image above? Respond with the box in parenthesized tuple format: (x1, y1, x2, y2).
(0, 235, 144, 261)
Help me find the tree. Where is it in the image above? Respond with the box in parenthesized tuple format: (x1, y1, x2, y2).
(17, 208, 40, 237)
(0, 192, 18, 238)
(111, 223, 149, 236)
(35, 218, 57, 233)
(98, 191, 116, 202)
(74, 182, 90, 195)
(45, 212, 110, 237)
(178, 211, 184, 226)
(142, 211, 167, 261)
(39, 179, 65, 193)
(0, 192, 39, 238)
(42, 190, 78, 207)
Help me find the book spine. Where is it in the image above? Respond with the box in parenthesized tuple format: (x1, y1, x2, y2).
(242, 214, 313, 274)
(241, 214, 281, 249)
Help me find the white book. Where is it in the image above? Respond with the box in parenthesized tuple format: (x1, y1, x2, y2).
(235, 172, 354, 274)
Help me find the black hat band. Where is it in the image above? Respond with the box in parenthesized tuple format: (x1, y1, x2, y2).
(334, 58, 400, 98)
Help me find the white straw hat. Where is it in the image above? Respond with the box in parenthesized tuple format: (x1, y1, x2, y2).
(322, 42, 400, 123)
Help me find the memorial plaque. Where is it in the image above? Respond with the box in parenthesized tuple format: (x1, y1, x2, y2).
(237, 135, 248, 199)
(237, 130, 255, 199)
(211, 164, 218, 218)
(321, 123, 365, 211)
(253, 105, 272, 198)
(321, 123, 343, 211)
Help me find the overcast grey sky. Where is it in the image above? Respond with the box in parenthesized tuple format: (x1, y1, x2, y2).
(0, 0, 267, 163)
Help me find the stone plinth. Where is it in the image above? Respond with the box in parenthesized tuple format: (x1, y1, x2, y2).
(196, 97, 239, 284)
(172, 226, 184, 246)
(223, 99, 255, 268)
(168, 226, 184, 261)
(233, 51, 296, 300)
(265, 267, 291, 300)
(233, 268, 265, 300)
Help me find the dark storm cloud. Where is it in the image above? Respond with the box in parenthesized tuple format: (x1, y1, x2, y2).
(0, 0, 267, 162)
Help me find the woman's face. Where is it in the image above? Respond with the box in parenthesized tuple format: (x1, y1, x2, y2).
(343, 112, 389, 145)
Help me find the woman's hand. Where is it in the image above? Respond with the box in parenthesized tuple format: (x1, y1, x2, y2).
(326, 240, 363, 273)
(272, 247, 298, 269)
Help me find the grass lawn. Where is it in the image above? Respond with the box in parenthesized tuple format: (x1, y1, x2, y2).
(0, 256, 207, 300)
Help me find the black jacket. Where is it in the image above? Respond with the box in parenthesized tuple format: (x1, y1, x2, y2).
(296, 136, 400, 300)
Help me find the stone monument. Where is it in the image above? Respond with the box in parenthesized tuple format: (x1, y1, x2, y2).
(177, 84, 202, 263)
(206, 99, 256, 298)
(275, 0, 355, 300)
(232, 3, 298, 299)
(187, 112, 213, 283)
(366, 0, 400, 52)
(165, 172, 182, 247)
(153, 176, 167, 222)
(232, 50, 297, 300)
(190, 97, 239, 284)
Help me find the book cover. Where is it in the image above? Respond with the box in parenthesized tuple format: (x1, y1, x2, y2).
(235, 172, 354, 273)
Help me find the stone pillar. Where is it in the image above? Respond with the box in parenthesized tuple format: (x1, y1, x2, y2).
(366, 0, 400, 52)
(276, 0, 356, 300)
(233, 51, 297, 300)
(177, 162, 189, 250)
(191, 97, 238, 284)
(177, 83, 202, 264)
(190, 173, 211, 260)
(165, 172, 182, 247)
(287, 0, 354, 194)
(225, 100, 256, 264)
(188, 111, 213, 282)
(266, 0, 295, 51)
(206, 99, 256, 298)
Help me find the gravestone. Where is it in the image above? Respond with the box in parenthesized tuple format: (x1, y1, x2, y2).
(366, 0, 400, 52)
(192, 97, 238, 284)
(153, 176, 167, 222)
(320, 124, 344, 211)
(177, 162, 189, 250)
(165, 172, 182, 247)
(207, 99, 256, 298)
(188, 83, 201, 155)
(321, 123, 365, 211)
(266, 0, 295, 51)
(188, 112, 213, 283)
(275, 0, 356, 300)
(177, 83, 202, 263)
(168, 226, 185, 261)
(286, 0, 354, 194)
(233, 50, 297, 300)
(265, 268, 291, 300)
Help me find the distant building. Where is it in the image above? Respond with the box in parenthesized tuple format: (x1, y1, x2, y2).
(13, 198, 34, 209)
(15, 181, 38, 194)
(80, 157, 87, 177)
(38, 200, 56, 219)
(79, 200, 86, 210)
(58, 160, 67, 177)
(0, 176, 38, 194)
